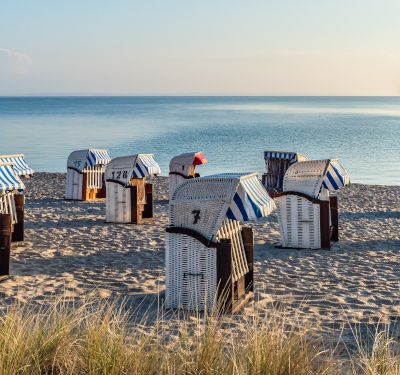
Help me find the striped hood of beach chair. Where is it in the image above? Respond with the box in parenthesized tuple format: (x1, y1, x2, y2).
(264, 151, 307, 163)
(105, 154, 161, 186)
(283, 159, 350, 199)
(212, 173, 276, 222)
(87, 149, 111, 167)
(169, 172, 275, 241)
(0, 154, 34, 176)
(0, 163, 25, 193)
(132, 154, 161, 178)
(67, 149, 111, 173)
(322, 160, 350, 191)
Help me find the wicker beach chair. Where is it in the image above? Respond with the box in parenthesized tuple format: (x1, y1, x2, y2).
(0, 163, 25, 279)
(65, 149, 111, 201)
(275, 159, 350, 249)
(166, 173, 276, 313)
(169, 152, 207, 199)
(0, 154, 34, 178)
(105, 154, 161, 224)
(262, 151, 307, 197)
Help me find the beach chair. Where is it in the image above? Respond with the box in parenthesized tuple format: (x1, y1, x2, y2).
(105, 154, 161, 224)
(166, 173, 276, 313)
(262, 151, 307, 197)
(66, 149, 111, 201)
(168, 152, 207, 199)
(275, 159, 350, 250)
(0, 163, 25, 279)
(0, 154, 34, 178)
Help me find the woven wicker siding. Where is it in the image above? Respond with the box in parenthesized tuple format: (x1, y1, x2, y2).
(165, 232, 217, 311)
(276, 195, 321, 249)
(169, 174, 186, 200)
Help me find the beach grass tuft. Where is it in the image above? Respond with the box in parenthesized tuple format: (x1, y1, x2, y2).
(0, 297, 398, 374)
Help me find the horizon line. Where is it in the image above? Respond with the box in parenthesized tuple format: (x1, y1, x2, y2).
(1, 94, 400, 98)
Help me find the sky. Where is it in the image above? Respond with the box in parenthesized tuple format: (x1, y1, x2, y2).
(1, 0, 400, 96)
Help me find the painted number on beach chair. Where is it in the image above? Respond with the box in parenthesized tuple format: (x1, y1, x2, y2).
(111, 170, 128, 180)
(192, 209, 201, 224)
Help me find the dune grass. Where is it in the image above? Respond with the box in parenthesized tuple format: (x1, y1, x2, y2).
(0, 297, 398, 374)
(349, 323, 400, 375)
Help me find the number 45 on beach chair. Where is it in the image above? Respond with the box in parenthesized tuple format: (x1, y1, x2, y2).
(66, 149, 111, 201)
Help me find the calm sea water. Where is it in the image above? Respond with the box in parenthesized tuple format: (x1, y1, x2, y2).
(0, 96, 399, 185)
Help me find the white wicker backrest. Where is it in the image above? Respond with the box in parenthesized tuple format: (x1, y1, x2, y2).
(283, 160, 329, 198)
(169, 176, 239, 241)
(170, 172, 275, 241)
(105, 155, 138, 186)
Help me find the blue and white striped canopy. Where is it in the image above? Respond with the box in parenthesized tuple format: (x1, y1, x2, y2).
(283, 159, 350, 198)
(264, 151, 307, 162)
(208, 173, 276, 222)
(132, 154, 161, 178)
(68, 149, 111, 172)
(264, 151, 298, 160)
(0, 154, 34, 176)
(87, 149, 111, 167)
(0, 163, 25, 193)
(322, 160, 350, 191)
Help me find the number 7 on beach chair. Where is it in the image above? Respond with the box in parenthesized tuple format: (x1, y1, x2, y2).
(105, 154, 161, 224)
(275, 159, 350, 250)
(165, 173, 276, 313)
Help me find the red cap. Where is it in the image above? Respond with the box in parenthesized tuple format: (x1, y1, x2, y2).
(193, 152, 207, 165)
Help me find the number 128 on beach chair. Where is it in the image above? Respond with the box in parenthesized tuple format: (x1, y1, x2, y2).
(105, 154, 161, 224)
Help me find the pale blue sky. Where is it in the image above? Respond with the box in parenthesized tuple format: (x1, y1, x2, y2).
(1, 0, 399, 95)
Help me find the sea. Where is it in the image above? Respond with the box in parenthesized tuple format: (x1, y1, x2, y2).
(0, 96, 399, 185)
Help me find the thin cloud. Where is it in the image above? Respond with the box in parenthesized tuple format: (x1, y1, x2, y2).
(0, 48, 32, 75)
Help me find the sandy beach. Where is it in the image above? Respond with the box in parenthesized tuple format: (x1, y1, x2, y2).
(1, 173, 399, 338)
